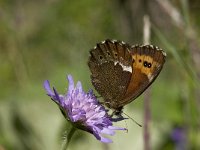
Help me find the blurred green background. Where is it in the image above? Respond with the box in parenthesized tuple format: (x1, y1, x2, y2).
(0, 0, 200, 150)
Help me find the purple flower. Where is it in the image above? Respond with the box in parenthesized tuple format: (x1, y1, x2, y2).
(171, 127, 187, 150)
(43, 75, 125, 143)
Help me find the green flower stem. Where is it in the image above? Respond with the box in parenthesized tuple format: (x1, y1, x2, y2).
(62, 126, 76, 150)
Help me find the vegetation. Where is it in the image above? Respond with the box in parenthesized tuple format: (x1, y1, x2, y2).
(0, 0, 199, 149)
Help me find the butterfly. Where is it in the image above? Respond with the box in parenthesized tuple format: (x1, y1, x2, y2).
(88, 39, 166, 115)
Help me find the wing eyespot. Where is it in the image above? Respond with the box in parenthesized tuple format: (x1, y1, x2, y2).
(99, 55, 103, 60)
(147, 63, 152, 68)
(107, 51, 111, 56)
(143, 61, 148, 67)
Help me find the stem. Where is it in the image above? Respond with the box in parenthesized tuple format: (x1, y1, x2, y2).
(143, 15, 151, 150)
(144, 88, 151, 150)
(62, 126, 76, 150)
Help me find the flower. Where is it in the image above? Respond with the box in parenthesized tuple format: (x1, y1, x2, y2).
(171, 127, 186, 150)
(43, 75, 125, 143)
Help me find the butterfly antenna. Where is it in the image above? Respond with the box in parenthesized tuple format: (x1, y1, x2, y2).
(123, 112, 142, 127)
(124, 119, 129, 133)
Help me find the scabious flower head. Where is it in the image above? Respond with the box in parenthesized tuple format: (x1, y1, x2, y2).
(43, 75, 125, 143)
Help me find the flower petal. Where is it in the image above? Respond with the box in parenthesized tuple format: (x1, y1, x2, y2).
(53, 87, 63, 105)
(99, 136, 113, 143)
(67, 75, 74, 95)
(76, 81, 83, 93)
(109, 126, 127, 131)
(101, 128, 115, 136)
(43, 80, 54, 96)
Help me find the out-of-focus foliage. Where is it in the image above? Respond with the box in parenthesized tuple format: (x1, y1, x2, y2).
(0, 0, 200, 150)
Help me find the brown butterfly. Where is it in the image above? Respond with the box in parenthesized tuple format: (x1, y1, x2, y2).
(88, 39, 166, 115)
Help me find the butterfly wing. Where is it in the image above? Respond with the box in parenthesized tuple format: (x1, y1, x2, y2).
(118, 45, 166, 107)
(88, 39, 133, 109)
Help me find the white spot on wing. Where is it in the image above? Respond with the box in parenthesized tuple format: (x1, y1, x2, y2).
(148, 74, 154, 82)
(123, 65, 132, 72)
(149, 45, 154, 48)
(121, 41, 126, 44)
(101, 40, 106, 44)
(112, 39, 117, 43)
(114, 61, 132, 73)
(162, 51, 167, 56)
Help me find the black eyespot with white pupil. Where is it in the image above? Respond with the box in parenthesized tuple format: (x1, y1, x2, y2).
(143, 61, 152, 68)
(143, 61, 148, 67)
(148, 63, 152, 68)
